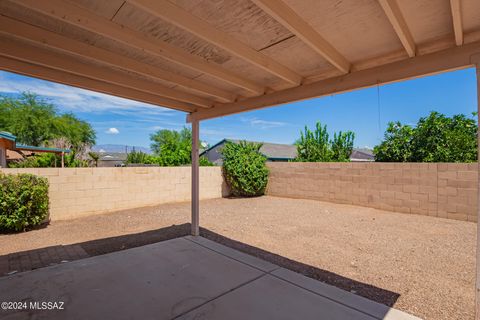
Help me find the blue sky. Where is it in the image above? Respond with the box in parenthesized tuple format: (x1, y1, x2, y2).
(0, 68, 477, 150)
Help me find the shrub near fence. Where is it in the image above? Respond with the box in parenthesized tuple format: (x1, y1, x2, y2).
(0, 173, 49, 232)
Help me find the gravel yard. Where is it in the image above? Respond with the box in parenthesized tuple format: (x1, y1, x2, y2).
(0, 196, 475, 320)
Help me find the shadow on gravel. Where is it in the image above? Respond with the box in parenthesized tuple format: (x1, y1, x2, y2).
(200, 227, 401, 308)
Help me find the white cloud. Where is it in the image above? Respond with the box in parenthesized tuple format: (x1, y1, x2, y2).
(0, 71, 178, 115)
(106, 127, 119, 134)
(241, 117, 287, 129)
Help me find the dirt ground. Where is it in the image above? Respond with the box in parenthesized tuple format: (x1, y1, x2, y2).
(0, 196, 475, 320)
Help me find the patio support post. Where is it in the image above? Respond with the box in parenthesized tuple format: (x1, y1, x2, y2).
(191, 118, 200, 236)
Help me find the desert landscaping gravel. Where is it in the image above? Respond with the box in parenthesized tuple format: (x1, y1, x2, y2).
(0, 196, 475, 320)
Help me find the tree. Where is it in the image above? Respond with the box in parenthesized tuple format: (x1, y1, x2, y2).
(88, 152, 100, 167)
(295, 122, 355, 162)
(0, 93, 56, 146)
(150, 127, 191, 166)
(374, 111, 477, 162)
(373, 122, 414, 162)
(149, 127, 212, 166)
(331, 131, 355, 162)
(0, 93, 96, 150)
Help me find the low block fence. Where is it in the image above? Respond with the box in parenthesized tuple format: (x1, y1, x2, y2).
(266, 162, 478, 222)
(0, 167, 226, 221)
(1, 163, 477, 222)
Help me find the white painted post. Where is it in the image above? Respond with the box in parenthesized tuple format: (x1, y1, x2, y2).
(191, 119, 200, 236)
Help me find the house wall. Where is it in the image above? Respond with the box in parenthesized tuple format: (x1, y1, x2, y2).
(202, 141, 225, 165)
(266, 162, 478, 222)
(0, 167, 227, 221)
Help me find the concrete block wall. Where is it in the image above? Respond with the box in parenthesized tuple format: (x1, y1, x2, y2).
(0, 167, 227, 220)
(266, 162, 478, 222)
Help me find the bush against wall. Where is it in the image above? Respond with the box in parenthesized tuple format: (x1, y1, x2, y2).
(295, 122, 355, 162)
(220, 141, 269, 197)
(374, 111, 477, 162)
(0, 173, 49, 232)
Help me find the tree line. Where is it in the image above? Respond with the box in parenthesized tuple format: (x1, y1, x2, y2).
(1, 93, 477, 167)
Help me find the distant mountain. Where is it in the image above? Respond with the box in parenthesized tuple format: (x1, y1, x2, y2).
(92, 144, 152, 154)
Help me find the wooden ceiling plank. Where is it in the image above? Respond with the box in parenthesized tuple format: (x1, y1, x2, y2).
(251, 0, 350, 73)
(189, 40, 480, 121)
(129, 0, 303, 85)
(13, 0, 265, 95)
(0, 56, 195, 112)
(0, 56, 196, 112)
(450, 0, 463, 46)
(0, 34, 213, 108)
(0, 15, 235, 103)
(378, 0, 416, 57)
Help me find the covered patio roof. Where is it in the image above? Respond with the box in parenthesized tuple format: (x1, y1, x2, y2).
(0, 0, 479, 120)
(1, 0, 480, 318)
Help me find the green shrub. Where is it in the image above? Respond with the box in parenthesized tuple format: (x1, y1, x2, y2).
(220, 141, 269, 197)
(199, 156, 214, 166)
(0, 173, 49, 232)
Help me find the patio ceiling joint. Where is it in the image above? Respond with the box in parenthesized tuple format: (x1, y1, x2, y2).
(378, 0, 416, 57)
(0, 34, 211, 109)
(251, 0, 350, 74)
(450, 0, 464, 46)
(0, 15, 236, 103)
(14, 0, 266, 95)
(128, 0, 303, 85)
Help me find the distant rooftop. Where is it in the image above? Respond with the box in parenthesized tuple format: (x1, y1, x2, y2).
(201, 139, 374, 162)
(0, 131, 70, 153)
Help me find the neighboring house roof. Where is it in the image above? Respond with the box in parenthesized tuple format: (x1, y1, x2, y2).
(0, 131, 16, 141)
(99, 152, 127, 161)
(350, 148, 375, 161)
(201, 139, 375, 162)
(0, 131, 70, 154)
(201, 138, 297, 160)
(15, 144, 69, 153)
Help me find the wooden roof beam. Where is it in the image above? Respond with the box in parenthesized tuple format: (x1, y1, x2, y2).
(0, 35, 212, 108)
(189, 40, 480, 121)
(0, 15, 235, 103)
(0, 56, 195, 112)
(129, 0, 303, 85)
(378, 0, 416, 57)
(450, 0, 464, 46)
(251, 0, 350, 74)
(13, 0, 265, 95)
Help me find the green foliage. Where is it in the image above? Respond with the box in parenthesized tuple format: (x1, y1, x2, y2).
(126, 149, 214, 167)
(150, 127, 191, 166)
(374, 111, 477, 162)
(199, 156, 214, 166)
(374, 122, 414, 162)
(126, 151, 155, 165)
(0, 93, 96, 149)
(220, 141, 269, 197)
(295, 122, 355, 162)
(0, 173, 49, 232)
(8, 152, 88, 168)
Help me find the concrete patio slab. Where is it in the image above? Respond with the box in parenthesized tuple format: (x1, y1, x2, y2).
(0, 236, 420, 320)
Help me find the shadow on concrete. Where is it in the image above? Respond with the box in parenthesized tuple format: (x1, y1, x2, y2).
(1, 223, 400, 309)
(200, 227, 401, 308)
